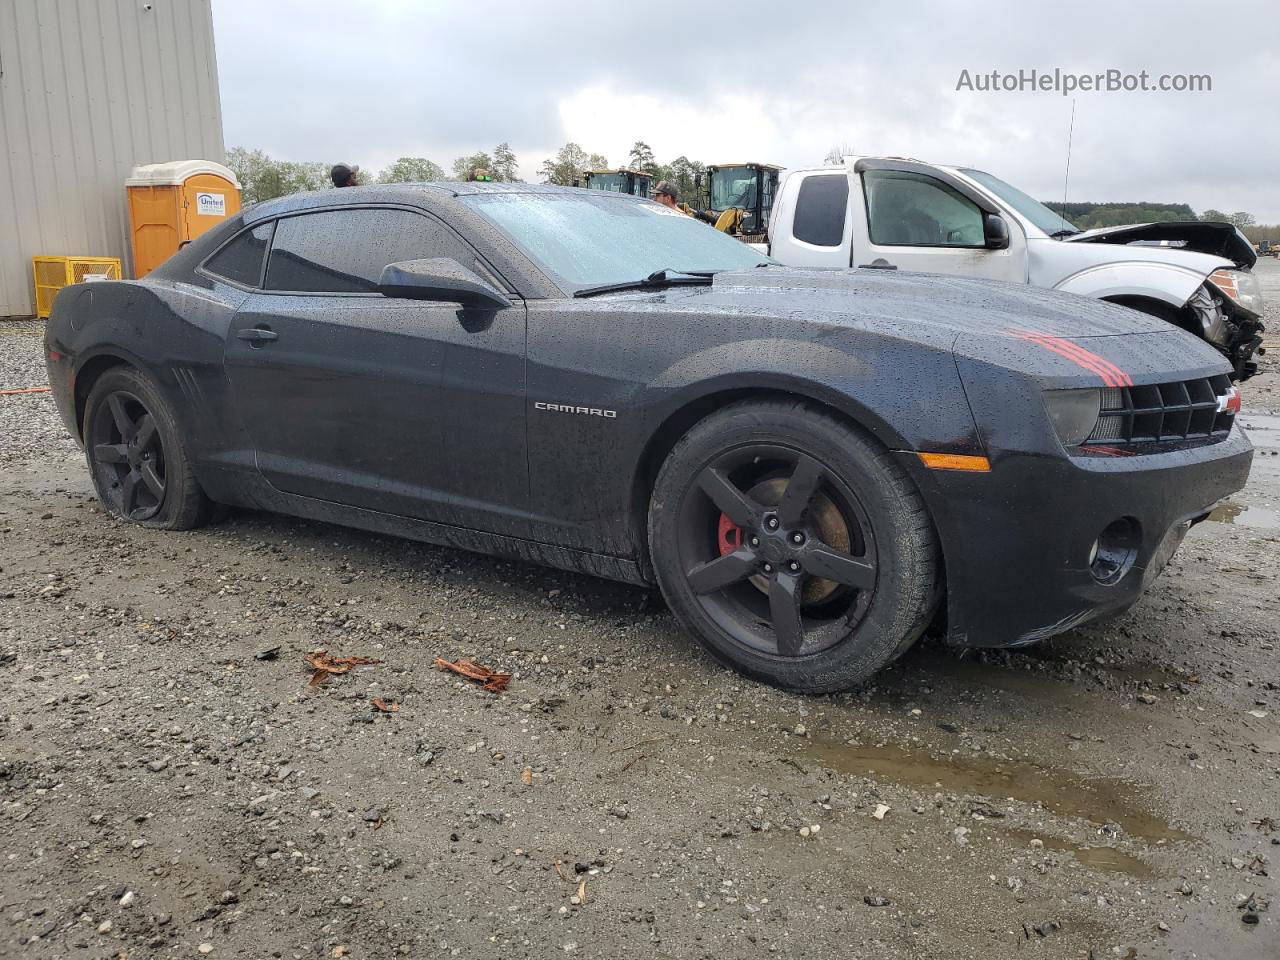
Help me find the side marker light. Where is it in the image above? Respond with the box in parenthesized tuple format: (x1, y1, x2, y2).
(917, 452, 991, 473)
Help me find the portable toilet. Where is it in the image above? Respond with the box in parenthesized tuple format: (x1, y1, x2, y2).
(126, 160, 241, 278)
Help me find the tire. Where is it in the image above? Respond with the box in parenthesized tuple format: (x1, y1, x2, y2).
(83, 366, 213, 530)
(648, 399, 940, 693)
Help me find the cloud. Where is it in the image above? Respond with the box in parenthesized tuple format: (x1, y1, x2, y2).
(212, 0, 1280, 219)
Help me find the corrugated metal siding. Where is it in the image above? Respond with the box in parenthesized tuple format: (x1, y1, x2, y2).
(0, 0, 225, 317)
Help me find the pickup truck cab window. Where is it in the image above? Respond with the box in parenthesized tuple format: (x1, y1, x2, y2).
(792, 174, 849, 247)
(863, 169, 984, 247)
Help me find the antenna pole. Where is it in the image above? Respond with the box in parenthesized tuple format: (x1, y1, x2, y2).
(1060, 98, 1076, 229)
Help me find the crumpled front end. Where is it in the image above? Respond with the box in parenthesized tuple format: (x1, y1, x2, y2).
(1188, 276, 1266, 381)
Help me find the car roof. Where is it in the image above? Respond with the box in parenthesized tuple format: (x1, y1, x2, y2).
(242, 181, 612, 224)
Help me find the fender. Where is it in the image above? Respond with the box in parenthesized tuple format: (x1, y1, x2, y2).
(1052, 259, 1209, 308)
(46, 280, 250, 472)
(642, 334, 982, 457)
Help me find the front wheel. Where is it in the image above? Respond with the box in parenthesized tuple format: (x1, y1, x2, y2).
(648, 400, 940, 693)
(83, 367, 213, 530)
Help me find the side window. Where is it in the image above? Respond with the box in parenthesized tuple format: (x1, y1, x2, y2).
(793, 174, 849, 247)
(864, 170, 984, 247)
(204, 222, 274, 287)
(264, 208, 486, 294)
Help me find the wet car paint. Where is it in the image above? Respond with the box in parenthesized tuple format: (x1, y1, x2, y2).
(44, 183, 1253, 651)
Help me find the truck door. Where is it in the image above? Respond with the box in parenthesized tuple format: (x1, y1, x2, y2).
(850, 162, 1027, 282)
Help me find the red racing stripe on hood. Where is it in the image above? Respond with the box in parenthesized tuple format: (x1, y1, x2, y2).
(1008, 329, 1135, 388)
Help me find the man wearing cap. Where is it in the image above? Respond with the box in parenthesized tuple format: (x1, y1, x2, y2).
(652, 180, 691, 215)
(331, 163, 361, 188)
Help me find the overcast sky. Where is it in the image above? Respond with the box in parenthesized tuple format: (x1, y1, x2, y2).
(212, 0, 1280, 221)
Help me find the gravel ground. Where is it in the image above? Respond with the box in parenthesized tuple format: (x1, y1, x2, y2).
(1, 266, 1278, 960)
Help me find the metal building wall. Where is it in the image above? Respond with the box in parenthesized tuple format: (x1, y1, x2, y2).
(0, 0, 225, 317)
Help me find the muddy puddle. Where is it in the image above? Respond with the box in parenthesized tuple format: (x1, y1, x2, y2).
(803, 739, 1192, 846)
(1203, 412, 1280, 526)
(1000, 828, 1155, 879)
(1207, 498, 1280, 529)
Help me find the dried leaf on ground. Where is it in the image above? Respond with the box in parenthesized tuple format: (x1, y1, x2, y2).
(521, 766, 534, 785)
(434, 657, 511, 692)
(304, 651, 383, 687)
(371, 698, 399, 713)
(553, 859, 570, 882)
(576, 878, 588, 904)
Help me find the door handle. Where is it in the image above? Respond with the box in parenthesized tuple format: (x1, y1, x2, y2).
(237, 326, 278, 343)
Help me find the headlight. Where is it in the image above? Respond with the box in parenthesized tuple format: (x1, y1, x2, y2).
(1044, 388, 1101, 447)
(1209, 269, 1265, 316)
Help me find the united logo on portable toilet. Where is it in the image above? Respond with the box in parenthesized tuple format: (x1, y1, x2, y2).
(195, 192, 226, 216)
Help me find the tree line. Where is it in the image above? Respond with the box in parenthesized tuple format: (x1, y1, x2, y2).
(226, 142, 523, 205)
(1039, 201, 1262, 232)
(227, 140, 712, 207)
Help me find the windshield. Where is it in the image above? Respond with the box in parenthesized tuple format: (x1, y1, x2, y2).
(959, 168, 1077, 235)
(463, 192, 771, 291)
(587, 173, 627, 193)
(709, 167, 758, 212)
(587, 172, 650, 197)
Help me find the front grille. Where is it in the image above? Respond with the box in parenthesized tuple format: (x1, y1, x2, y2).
(1086, 375, 1235, 446)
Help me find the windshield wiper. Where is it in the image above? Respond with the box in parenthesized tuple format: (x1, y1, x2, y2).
(1049, 228, 1081, 239)
(573, 268, 716, 298)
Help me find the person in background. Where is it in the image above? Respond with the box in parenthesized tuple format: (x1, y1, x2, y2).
(652, 180, 689, 214)
(330, 163, 360, 188)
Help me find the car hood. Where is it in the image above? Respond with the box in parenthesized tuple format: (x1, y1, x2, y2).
(1064, 220, 1256, 269)
(689, 267, 1172, 341)
(601, 267, 1229, 385)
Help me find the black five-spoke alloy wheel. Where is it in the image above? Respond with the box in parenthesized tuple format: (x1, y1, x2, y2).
(89, 391, 167, 521)
(682, 445, 877, 658)
(650, 400, 940, 693)
(84, 367, 213, 530)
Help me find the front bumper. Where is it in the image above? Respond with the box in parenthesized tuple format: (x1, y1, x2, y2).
(901, 426, 1253, 648)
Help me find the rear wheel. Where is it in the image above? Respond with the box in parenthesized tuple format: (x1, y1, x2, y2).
(83, 367, 212, 530)
(648, 400, 940, 693)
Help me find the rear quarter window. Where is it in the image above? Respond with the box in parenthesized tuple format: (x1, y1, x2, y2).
(793, 174, 849, 247)
(204, 222, 274, 287)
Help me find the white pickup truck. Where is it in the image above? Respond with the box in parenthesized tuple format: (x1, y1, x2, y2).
(767, 157, 1265, 378)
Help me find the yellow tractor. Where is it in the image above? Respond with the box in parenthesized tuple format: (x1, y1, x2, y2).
(583, 169, 653, 198)
(702, 162, 783, 242)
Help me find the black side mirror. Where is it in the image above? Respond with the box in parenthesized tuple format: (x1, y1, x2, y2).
(984, 213, 1011, 250)
(378, 258, 512, 309)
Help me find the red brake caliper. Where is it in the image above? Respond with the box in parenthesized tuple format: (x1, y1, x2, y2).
(717, 513, 743, 556)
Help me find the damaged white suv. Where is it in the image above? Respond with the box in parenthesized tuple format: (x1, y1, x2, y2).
(768, 157, 1265, 378)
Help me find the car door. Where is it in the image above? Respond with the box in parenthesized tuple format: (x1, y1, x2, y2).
(853, 168, 1027, 281)
(222, 205, 528, 530)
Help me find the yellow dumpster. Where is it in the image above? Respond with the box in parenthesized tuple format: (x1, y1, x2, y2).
(126, 160, 241, 278)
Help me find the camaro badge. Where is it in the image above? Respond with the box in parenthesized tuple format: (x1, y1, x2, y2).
(535, 401, 617, 419)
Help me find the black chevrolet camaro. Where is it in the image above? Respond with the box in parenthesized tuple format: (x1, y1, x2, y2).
(45, 183, 1253, 692)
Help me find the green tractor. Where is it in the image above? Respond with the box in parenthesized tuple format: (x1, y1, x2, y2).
(702, 162, 783, 242)
(583, 169, 653, 198)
